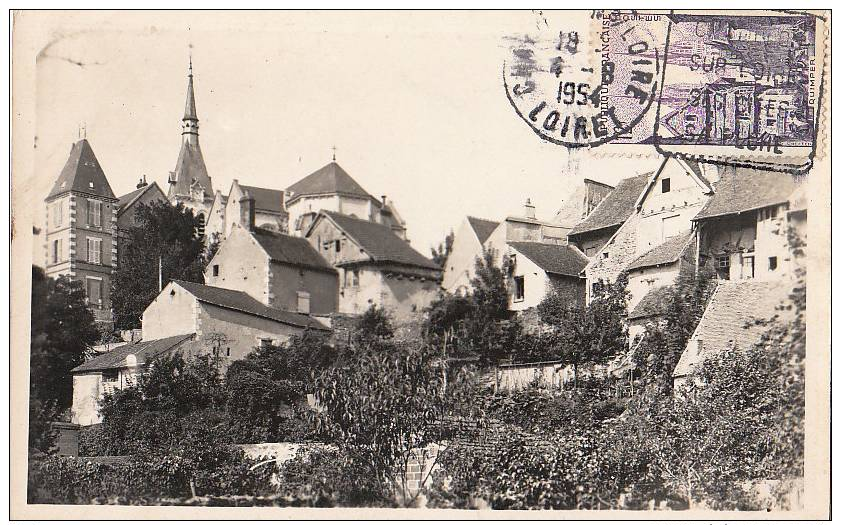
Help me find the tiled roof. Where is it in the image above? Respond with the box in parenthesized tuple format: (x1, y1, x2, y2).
(240, 185, 286, 214)
(467, 216, 500, 244)
(567, 173, 651, 237)
(508, 241, 588, 277)
(173, 280, 330, 331)
(116, 182, 165, 216)
(250, 227, 335, 272)
(322, 211, 440, 271)
(72, 334, 194, 373)
(628, 285, 674, 320)
(626, 230, 694, 272)
(286, 162, 375, 204)
(673, 280, 795, 377)
(168, 141, 213, 200)
(693, 168, 800, 221)
(47, 139, 117, 201)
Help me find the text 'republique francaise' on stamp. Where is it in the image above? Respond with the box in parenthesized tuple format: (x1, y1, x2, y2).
(652, 11, 828, 175)
(502, 10, 828, 174)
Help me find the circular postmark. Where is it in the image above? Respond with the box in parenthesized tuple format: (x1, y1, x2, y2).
(503, 11, 665, 148)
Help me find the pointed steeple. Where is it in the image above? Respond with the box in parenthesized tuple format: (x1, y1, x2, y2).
(183, 56, 198, 121)
(169, 56, 213, 203)
(181, 57, 199, 144)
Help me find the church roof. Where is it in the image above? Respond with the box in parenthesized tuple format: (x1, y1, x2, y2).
(508, 241, 589, 277)
(47, 139, 117, 201)
(240, 185, 286, 214)
(250, 227, 335, 272)
(286, 162, 376, 205)
(168, 141, 213, 200)
(319, 211, 440, 271)
(173, 280, 330, 331)
(71, 333, 194, 373)
(467, 216, 500, 244)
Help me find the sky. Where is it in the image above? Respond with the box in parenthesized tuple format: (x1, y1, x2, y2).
(30, 11, 664, 255)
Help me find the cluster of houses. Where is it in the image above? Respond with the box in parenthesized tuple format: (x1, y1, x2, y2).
(41, 63, 808, 426)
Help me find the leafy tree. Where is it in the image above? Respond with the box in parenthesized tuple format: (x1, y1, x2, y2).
(430, 229, 455, 268)
(111, 201, 206, 329)
(352, 305, 394, 346)
(470, 248, 511, 323)
(30, 266, 99, 410)
(225, 332, 334, 443)
(537, 273, 629, 387)
(313, 339, 477, 506)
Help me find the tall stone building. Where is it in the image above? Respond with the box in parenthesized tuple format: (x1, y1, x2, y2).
(44, 138, 119, 324)
(167, 60, 214, 227)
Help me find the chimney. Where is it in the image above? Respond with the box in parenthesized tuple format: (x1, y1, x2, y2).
(136, 174, 148, 189)
(381, 195, 387, 206)
(524, 198, 536, 219)
(239, 191, 255, 231)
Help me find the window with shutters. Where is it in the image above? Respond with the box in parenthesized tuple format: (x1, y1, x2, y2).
(86, 277, 102, 306)
(87, 237, 102, 264)
(52, 201, 63, 227)
(513, 276, 525, 302)
(87, 199, 102, 227)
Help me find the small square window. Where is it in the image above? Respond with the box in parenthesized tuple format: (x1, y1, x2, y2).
(212, 264, 219, 277)
(603, 252, 609, 259)
(716, 256, 730, 269)
(661, 178, 671, 193)
(769, 256, 778, 271)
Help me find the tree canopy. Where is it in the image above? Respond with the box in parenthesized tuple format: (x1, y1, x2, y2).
(111, 201, 207, 329)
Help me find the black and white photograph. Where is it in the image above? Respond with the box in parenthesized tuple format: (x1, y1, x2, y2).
(9, 9, 831, 518)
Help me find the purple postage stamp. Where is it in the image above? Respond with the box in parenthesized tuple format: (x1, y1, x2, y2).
(655, 14, 819, 149)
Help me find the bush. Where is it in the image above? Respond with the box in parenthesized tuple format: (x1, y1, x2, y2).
(275, 446, 391, 507)
(28, 443, 276, 504)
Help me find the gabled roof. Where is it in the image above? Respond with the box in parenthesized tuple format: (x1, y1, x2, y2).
(240, 185, 286, 214)
(628, 285, 674, 320)
(508, 241, 588, 277)
(626, 230, 694, 272)
(116, 182, 166, 217)
(467, 216, 500, 244)
(47, 139, 117, 201)
(173, 280, 330, 331)
(286, 162, 376, 205)
(71, 333, 194, 373)
(673, 280, 794, 378)
(318, 211, 440, 271)
(250, 227, 335, 273)
(634, 158, 713, 211)
(693, 168, 801, 221)
(567, 173, 651, 237)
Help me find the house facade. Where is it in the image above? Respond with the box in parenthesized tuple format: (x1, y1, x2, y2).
(44, 138, 119, 324)
(205, 219, 339, 315)
(442, 216, 499, 294)
(305, 210, 441, 319)
(70, 334, 195, 425)
(142, 280, 330, 365)
(115, 179, 167, 233)
(581, 158, 713, 305)
(205, 180, 289, 246)
(506, 241, 588, 312)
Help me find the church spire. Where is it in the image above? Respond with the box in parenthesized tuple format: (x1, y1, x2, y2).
(182, 57, 199, 143)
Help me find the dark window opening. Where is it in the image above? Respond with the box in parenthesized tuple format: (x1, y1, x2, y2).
(513, 276, 525, 302)
(102, 370, 118, 382)
(335, 240, 341, 253)
(661, 178, 671, 193)
(212, 264, 219, 277)
(769, 256, 778, 271)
